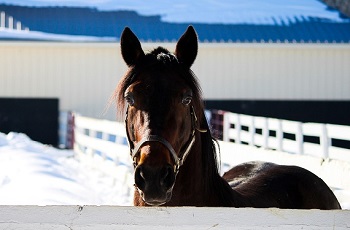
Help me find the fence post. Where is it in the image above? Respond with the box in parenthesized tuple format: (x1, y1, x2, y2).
(296, 122, 303, 155)
(261, 117, 268, 149)
(213, 110, 225, 140)
(89, 129, 97, 158)
(67, 112, 75, 149)
(101, 131, 109, 161)
(320, 124, 329, 159)
(235, 114, 241, 144)
(249, 116, 255, 146)
(276, 120, 283, 151)
(222, 112, 230, 142)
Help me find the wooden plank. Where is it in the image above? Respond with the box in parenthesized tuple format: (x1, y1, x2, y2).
(327, 124, 350, 141)
(253, 134, 264, 147)
(302, 123, 324, 137)
(253, 116, 267, 129)
(222, 112, 232, 142)
(0, 206, 349, 229)
(239, 114, 254, 127)
(75, 115, 126, 137)
(239, 131, 251, 144)
(267, 118, 280, 130)
(255, 116, 268, 148)
(74, 132, 129, 159)
(281, 120, 300, 134)
(267, 137, 279, 150)
(303, 142, 322, 158)
(227, 112, 239, 124)
(282, 139, 299, 154)
(320, 124, 330, 158)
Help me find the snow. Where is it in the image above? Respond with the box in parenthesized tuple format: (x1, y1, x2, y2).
(1, 0, 348, 25)
(0, 132, 133, 205)
(1, 132, 349, 209)
(0, 28, 115, 41)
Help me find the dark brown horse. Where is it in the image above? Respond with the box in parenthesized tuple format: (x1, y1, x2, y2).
(115, 26, 341, 209)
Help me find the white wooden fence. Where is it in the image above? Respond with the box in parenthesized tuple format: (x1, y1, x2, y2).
(1, 206, 349, 229)
(72, 112, 350, 190)
(223, 112, 350, 162)
(72, 112, 350, 168)
(74, 114, 350, 161)
(74, 115, 128, 157)
(73, 115, 132, 175)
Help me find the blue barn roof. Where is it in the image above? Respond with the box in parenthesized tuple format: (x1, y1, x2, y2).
(0, 3, 349, 43)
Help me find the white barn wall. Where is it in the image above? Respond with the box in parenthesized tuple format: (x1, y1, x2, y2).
(0, 42, 349, 120)
(0, 42, 126, 119)
(194, 43, 350, 100)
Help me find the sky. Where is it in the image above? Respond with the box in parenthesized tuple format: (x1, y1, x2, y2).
(0, 0, 347, 25)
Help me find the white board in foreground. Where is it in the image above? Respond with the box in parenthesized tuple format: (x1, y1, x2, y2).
(0, 206, 349, 229)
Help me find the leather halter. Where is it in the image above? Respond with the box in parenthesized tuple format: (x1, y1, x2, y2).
(125, 106, 205, 175)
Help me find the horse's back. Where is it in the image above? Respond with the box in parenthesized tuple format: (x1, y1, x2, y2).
(223, 161, 341, 209)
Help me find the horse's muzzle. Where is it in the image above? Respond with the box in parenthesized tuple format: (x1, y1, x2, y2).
(134, 164, 175, 206)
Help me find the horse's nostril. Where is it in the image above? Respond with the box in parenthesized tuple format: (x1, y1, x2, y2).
(134, 166, 146, 190)
(161, 165, 175, 189)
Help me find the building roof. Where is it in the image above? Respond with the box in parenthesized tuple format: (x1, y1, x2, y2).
(0, 1, 349, 43)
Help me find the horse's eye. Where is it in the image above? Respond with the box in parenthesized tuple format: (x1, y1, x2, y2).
(182, 96, 192, 106)
(125, 93, 135, 106)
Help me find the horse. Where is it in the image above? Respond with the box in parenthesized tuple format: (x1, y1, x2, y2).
(115, 25, 341, 209)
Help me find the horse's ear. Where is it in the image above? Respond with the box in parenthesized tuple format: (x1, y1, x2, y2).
(175, 25, 198, 68)
(120, 27, 145, 66)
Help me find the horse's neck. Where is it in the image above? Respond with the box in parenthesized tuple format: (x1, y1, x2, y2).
(168, 136, 238, 206)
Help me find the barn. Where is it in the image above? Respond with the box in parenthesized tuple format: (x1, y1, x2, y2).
(0, 1, 350, 145)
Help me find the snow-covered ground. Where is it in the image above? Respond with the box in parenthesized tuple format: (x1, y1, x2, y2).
(1, 0, 348, 25)
(0, 132, 133, 205)
(1, 131, 349, 209)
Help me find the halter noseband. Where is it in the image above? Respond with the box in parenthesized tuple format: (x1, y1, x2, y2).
(125, 106, 204, 175)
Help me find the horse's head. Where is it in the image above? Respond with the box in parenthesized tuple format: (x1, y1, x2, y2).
(116, 26, 203, 205)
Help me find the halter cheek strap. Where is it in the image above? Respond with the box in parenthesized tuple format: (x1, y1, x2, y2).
(125, 106, 204, 175)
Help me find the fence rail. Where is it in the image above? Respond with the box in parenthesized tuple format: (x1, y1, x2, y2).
(222, 112, 350, 161)
(1, 206, 349, 229)
(73, 112, 350, 165)
(73, 115, 130, 167)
